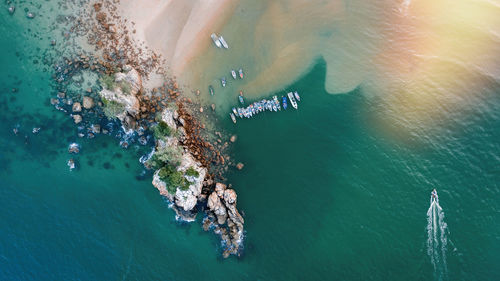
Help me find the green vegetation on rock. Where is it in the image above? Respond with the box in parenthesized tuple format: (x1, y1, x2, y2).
(99, 74, 116, 90)
(185, 166, 199, 177)
(147, 145, 183, 169)
(119, 81, 131, 94)
(101, 98, 125, 120)
(158, 165, 190, 193)
(153, 121, 172, 140)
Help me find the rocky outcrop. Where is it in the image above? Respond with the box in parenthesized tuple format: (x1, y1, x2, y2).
(99, 65, 141, 123)
(205, 183, 244, 258)
(150, 107, 245, 257)
(83, 96, 94, 109)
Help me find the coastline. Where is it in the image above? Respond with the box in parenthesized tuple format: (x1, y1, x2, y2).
(46, 0, 245, 257)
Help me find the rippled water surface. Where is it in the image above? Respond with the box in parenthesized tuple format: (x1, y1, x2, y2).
(1, 1, 500, 280)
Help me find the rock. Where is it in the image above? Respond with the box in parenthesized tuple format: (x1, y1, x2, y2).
(160, 109, 177, 130)
(67, 159, 76, 171)
(82, 96, 94, 109)
(208, 192, 228, 224)
(86, 88, 92, 93)
(223, 189, 237, 205)
(199, 107, 203, 113)
(57, 92, 65, 98)
(211, 104, 216, 111)
(72, 114, 82, 124)
(99, 65, 142, 120)
(215, 183, 226, 197)
(152, 170, 173, 200)
(50, 98, 59, 105)
(26, 12, 35, 19)
(178, 117, 185, 127)
(236, 162, 244, 170)
(8, 6, 15, 14)
(230, 135, 237, 143)
(114, 65, 142, 96)
(175, 189, 198, 211)
(72, 102, 82, 112)
(90, 124, 101, 134)
(68, 143, 80, 154)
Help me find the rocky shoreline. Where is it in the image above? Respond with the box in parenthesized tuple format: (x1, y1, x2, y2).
(47, 0, 245, 257)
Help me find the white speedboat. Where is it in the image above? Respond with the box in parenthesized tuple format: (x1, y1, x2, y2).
(287, 92, 298, 109)
(231, 70, 237, 79)
(211, 33, 222, 48)
(230, 113, 237, 124)
(219, 36, 229, 49)
(294, 91, 301, 102)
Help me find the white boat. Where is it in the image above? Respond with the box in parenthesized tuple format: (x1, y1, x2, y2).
(219, 36, 229, 49)
(211, 33, 222, 48)
(294, 91, 301, 101)
(230, 113, 237, 124)
(287, 92, 298, 109)
(231, 70, 237, 79)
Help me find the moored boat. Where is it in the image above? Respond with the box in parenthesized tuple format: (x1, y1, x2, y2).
(294, 91, 301, 101)
(211, 33, 222, 48)
(282, 96, 288, 109)
(287, 92, 298, 109)
(232, 107, 238, 117)
(231, 70, 237, 79)
(273, 96, 281, 110)
(219, 36, 229, 49)
(239, 68, 244, 79)
(230, 113, 236, 123)
(209, 85, 214, 96)
(239, 91, 244, 104)
(221, 77, 226, 87)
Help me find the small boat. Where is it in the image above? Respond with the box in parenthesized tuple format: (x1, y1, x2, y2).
(209, 85, 214, 96)
(273, 96, 281, 110)
(221, 77, 226, 87)
(287, 92, 298, 109)
(239, 68, 244, 79)
(211, 33, 222, 48)
(282, 96, 288, 109)
(230, 113, 236, 124)
(431, 189, 438, 202)
(232, 107, 238, 116)
(239, 91, 244, 104)
(294, 91, 301, 101)
(219, 36, 229, 49)
(231, 70, 237, 79)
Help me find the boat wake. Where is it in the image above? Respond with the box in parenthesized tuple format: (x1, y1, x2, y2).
(426, 191, 449, 280)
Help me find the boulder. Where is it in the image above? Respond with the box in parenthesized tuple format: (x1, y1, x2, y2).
(215, 183, 226, 197)
(72, 102, 82, 112)
(223, 189, 237, 205)
(208, 192, 228, 224)
(83, 96, 94, 109)
(114, 65, 142, 96)
(160, 108, 177, 130)
(72, 114, 82, 124)
(175, 189, 198, 211)
(230, 135, 237, 143)
(236, 162, 244, 170)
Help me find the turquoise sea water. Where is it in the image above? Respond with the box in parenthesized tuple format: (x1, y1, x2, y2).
(1, 1, 500, 281)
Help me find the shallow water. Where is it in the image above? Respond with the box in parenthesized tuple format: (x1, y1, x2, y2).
(1, 1, 500, 281)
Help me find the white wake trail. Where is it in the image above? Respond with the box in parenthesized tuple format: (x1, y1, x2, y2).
(426, 196, 449, 280)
